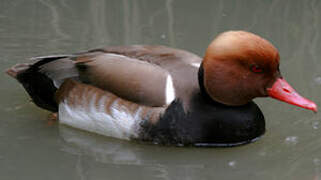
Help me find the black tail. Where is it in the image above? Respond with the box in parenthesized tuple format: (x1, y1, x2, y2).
(6, 55, 71, 112)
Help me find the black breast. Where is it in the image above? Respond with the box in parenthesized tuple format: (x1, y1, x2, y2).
(139, 94, 265, 147)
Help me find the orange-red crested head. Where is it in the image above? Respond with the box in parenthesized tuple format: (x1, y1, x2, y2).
(201, 31, 317, 112)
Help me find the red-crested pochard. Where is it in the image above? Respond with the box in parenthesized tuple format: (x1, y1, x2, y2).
(6, 31, 317, 146)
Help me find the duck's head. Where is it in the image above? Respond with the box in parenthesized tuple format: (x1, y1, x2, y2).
(201, 31, 317, 112)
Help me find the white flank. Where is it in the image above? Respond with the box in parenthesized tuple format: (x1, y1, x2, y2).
(59, 94, 142, 140)
(191, 62, 201, 68)
(165, 74, 176, 105)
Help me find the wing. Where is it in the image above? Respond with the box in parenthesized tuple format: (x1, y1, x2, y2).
(74, 45, 202, 106)
(29, 45, 202, 108)
(75, 52, 171, 107)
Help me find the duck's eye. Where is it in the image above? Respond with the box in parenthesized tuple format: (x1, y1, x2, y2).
(251, 65, 263, 73)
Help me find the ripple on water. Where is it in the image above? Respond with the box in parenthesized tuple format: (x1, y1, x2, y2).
(314, 76, 321, 85)
(285, 136, 298, 145)
(228, 161, 236, 167)
(160, 34, 166, 39)
(313, 121, 320, 130)
(314, 158, 320, 166)
(259, 151, 267, 156)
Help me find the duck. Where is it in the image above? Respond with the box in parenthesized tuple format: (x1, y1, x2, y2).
(6, 31, 317, 147)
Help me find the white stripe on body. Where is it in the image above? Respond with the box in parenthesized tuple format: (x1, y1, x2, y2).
(165, 74, 176, 105)
(190, 62, 201, 68)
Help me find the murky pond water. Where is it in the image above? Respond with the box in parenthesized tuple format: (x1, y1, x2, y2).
(1, 0, 321, 179)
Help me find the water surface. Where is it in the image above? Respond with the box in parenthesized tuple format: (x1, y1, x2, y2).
(1, 0, 321, 179)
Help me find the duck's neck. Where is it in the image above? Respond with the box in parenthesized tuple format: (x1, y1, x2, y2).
(198, 62, 225, 106)
(198, 62, 212, 102)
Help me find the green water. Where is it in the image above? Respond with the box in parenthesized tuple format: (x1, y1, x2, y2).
(1, 0, 321, 179)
